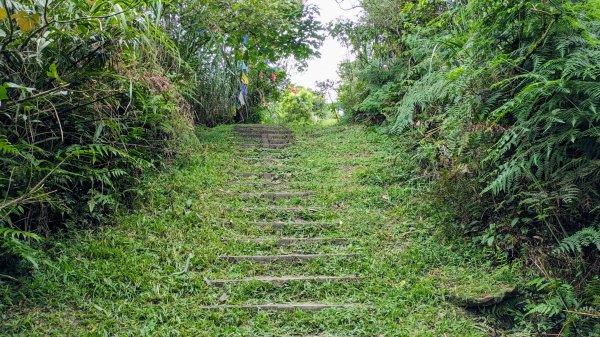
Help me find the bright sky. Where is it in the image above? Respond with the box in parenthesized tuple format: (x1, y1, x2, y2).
(290, 0, 363, 93)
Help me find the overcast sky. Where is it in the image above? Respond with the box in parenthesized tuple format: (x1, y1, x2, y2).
(290, 0, 362, 92)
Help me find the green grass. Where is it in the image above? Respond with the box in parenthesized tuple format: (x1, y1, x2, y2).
(0, 124, 517, 336)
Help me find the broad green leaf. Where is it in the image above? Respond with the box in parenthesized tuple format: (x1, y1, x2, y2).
(46, 64, 65, 83)
(0, 85, 7, 100)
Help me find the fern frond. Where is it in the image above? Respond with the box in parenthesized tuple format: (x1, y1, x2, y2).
(555, 227, 600, 255)
(0, 227, 42, 241)
(0, 136, 18, 156)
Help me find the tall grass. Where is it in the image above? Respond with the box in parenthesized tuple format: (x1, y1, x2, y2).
(1, 0, 323, 278)
(0, 0, 195, 273)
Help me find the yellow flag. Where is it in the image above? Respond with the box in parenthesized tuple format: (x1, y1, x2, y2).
(12, 11, 41, 32)
(241, 73, 249, 85)
(0, 8, 8, 21)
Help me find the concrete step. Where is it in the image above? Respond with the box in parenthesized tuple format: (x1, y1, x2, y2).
(232, 237, 348, 247)
(233, 126, 288, 130)
(236, 135, 293, 140)
(242, 143, 289, 149)
(232, 172, 276, 180)
(238, 139, 294, 145)
(239, 143, 293, 148)
(234, 163, 289, 170)
(233, 148, 289, 155)
(239, 141, 293, 146)
(207, 275, 363, 287)
(237, 192, 315, 200)
(234, 126, 290, 131)
(218, 253, 358, 263)
(248, 221, 335, 229)
(238, 206, 322, 213)
(235, 129, 292, 135)
(198, 303, 362, 312)
(238, 157, 287, 162)
(232, 181, 287, 188)
(238, 132, 292, 137)
(233, 125, 288, 130)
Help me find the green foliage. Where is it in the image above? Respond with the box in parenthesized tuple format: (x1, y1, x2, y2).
(165, 0, 324, 124)
(0, 124, 512, 335)
(555, 226, 600, 255)
(276, 87, 325, 123)
(334, 0, 600, 334)
(0, 0, 323, 275)
(0, 0, 185, 270)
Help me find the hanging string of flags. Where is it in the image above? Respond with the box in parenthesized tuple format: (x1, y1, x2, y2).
(233, 33, 281, 111)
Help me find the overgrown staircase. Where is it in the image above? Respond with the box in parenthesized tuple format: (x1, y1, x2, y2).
(201, 124, 366, 318)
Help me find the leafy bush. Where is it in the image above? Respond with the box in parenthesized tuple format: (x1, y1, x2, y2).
(276, 87, 326, 123)
(334, 0, 600, 334)
(165, 0, 324, 125)
(0, 0, 193, 272)
(0, 0, 323, 276)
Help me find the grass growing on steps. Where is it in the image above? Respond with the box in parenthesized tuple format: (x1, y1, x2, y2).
(1, 124, 518, 336)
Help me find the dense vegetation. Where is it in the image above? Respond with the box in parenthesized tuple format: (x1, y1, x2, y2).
(0, 0, 322, 277)
(263, 86, 334, 123)
(2, 0, 599, 335)
(2, 124, 515, 335)
(334, 0, 600, 334)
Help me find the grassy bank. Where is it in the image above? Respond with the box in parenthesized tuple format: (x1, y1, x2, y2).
(1, 124, 517, 336)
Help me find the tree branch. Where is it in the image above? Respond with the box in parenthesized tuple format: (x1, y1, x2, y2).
(0, 156, 69, 213)
(335, 0, 363, 11)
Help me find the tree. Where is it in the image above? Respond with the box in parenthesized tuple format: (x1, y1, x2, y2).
(164, 0, 325, 124)
(277, 87, 325, 123)
(316, 79, 340, 120)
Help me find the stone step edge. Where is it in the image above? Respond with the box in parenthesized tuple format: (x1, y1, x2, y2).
(218, 253, 358, 263)
(207, 275, 364, 287)
(230, 237, 349, 246)
(238, 206, 323, 212)
(198, 303, 366, 312)
(248, 221, 335, 228)
(236, 192, 315, 200)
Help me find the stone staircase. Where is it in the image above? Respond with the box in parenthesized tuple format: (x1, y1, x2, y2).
(201, 124, 365, 316)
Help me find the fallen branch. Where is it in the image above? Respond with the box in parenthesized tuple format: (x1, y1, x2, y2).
(0, 156, 69, 213)
(563, 309, 600, 318)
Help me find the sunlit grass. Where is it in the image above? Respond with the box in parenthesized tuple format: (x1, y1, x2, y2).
(0, 124, 516, 336)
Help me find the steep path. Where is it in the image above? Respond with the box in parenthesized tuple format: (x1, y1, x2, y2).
(201, 125, 365, 314)
(2, 124, 513, 336)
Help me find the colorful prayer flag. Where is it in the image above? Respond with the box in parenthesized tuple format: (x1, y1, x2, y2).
(238, 92, 245, 106)
(265, 59, 277, 71)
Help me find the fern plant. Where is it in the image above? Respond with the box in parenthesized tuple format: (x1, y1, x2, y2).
(555, 226, 600, 255)
(335, 0, 600, 334)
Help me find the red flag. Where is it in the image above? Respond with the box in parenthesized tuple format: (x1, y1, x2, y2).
(271, 73, 277, 81)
